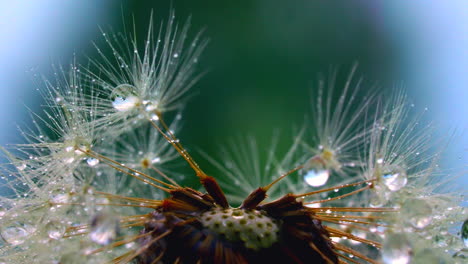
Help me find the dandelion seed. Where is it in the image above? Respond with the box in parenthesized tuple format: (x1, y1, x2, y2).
(297, 65, 380, 199)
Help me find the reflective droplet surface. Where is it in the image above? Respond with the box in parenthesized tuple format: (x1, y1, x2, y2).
(402, 199, 433, 229)
(462, 219, 468, 247)
(86, 158, 99, 167)
(381, 165, 407, 191)
(302, 156, 330, 187)
(89, 213, 119, 245)
(111, 84, 139, 112)
(382, 233, 412, 264)
(112, 96, 140, 112)
(45, 220, 66, 240)
(0, 222, 36, 246)
(303, 169, 330, 187)
(16, 163, 27, 171)
(49, 189, 70, 204)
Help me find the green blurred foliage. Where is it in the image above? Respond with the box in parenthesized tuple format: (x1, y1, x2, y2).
(88, 1, 399, 183)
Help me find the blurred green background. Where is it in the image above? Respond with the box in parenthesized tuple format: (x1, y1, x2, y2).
(0, 0, 467, 189)
(115, 1, 399, 167)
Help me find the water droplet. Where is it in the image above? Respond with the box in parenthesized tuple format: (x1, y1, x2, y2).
(16, 163, 27, 171)
(89, 213, 119, 245)
(302, 157, 330, 187)
(45, 220, 66, 240)
(65, 146, 74, 152)
(49, 189, 70, 204)
(111, 84, 139, 112)
(173, 53, 179, 58)
(462, 219, 468, 247)
(112, 96, 140, 112)
(382, 233, 412, 264)
(381, 165, 407, 191)
(303, 168, 330, 187)
(0, 222, 36, 246)
(150, 114, 159, 121)
(145, 102, 158, 112)
(402, 199, 433, 229)
(86, 158, 99, 167)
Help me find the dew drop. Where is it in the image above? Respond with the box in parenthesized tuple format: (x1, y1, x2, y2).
(45, 220, 66, 240)
(144, 100, 159, 112)
(49, 189, 70, 204)
(111, 84, 139, 112)
(16, 163, 27, 171)
(381, 165, 407, 191)
(303, 169, 330, 187)
(89, 213, 119, 245)
(0, 222, 36, 246)
(112, 96, 140, 112)
(462, 219, 468, 247)
(86, 158, 99, 167)
(382, 233, 412, 264)
(302, 156, 330, 187)
(402, 199, 433, 229)
(150, 114, 159, 121)
(173, 53, 179, 58)
(64, 146, 74, 152)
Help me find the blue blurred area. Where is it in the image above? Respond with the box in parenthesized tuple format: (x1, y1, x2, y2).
(379, 1, 468, 188)
(0, 0, 117, 145)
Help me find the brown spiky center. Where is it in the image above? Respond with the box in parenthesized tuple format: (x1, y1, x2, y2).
(200, 208, 279, 250)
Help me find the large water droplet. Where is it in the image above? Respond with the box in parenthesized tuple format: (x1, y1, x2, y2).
(303, 169, 330, 187)
(89, 213, 119, 245)
(0, 222, 36, 246)
(382, 233, 412, 264)
(111, 84, 139, 112)
(381, 165, 407, 191)
(462, 219, 468, 247)
(86, 158, 99, 167)
(302, 156, 330, 187)
(112, 96, 140, 112)
(49, 189, 70, 204)
(402, 199, 433, 229)
(45, 220, 66, 240)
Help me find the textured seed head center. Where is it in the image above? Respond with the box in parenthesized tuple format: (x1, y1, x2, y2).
(200, 208, 279, 250)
